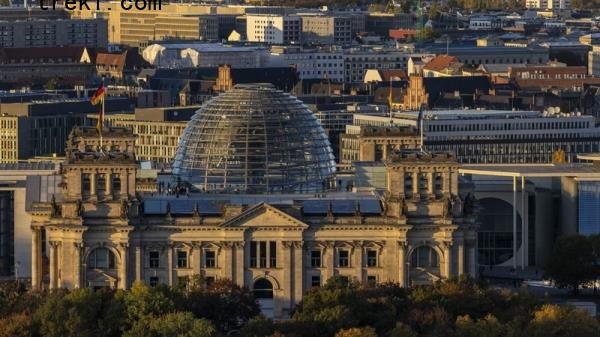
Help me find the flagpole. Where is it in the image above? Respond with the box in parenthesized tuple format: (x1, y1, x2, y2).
(100, 95, 104, 152)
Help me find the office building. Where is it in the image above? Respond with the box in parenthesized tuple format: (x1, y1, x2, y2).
(0, 98, 133, 162)
(0, 18, 108, 49)
(246, 14, 302, 44)
(345, 109, 600, 164)
(300, 14, 353, 46)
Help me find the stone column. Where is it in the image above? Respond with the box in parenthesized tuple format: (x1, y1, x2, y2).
(120, 172, 128, 197)
(442, 171, 450, 195)
(353, 241, 363, 282)
(167, 245, 173, 286)
(292, 241, 304, 305)
(457, 241, 464, 276)
(73, 242, 82, 288)
(221, 241, 233, 280)
(443, 242, 452, 278)
(234, 242, 245, 287)
(467, 241, 477, 278)
(191, 243, 201, 276)
(105, 172, 112, 200)
(398, 241, 406, 287)
(135, 245, 142, 282)
(412, 172, 419, 197)
(323, 241, 335, 281)
(281, 241, 293, 311)
(49, 241, 57, 290)
(31, 227, 41, 290)
(118, 243, 128, 289)
(89, 172, 96, 199)
(450, 171, 458, 195)
(427, 172, 434, 196)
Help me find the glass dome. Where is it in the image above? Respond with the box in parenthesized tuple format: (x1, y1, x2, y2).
(172, 84, 336, 194)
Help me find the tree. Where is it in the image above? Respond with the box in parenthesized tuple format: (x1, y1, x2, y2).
(454, 314, 512, 337)
(122, 282, 176, 324)
(34, 288, 125, 337)
(335, 327, 378, 337)
(386, 322, 417, 337)
(0, 0, 9, 6)
(544, 235, 597, 294)
(526, 304, 600, 337)
(184, 278, 260, 332)
(0, 313, 35, 337)
(124, 312, 215, 337)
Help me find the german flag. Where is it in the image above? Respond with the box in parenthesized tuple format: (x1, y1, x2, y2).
(90, 84, 106, 106)
(90, 85, 106, 134)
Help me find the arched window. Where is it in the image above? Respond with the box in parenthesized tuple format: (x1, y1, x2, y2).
(411, 246, 439, 268)
(253, 278, 273, 299)
(88, 248, 116, 269)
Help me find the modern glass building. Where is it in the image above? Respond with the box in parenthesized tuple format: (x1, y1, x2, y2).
(172, 84, 336, 194)
(578, 180, 600, 235)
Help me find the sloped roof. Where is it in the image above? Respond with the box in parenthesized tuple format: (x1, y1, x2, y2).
(379, 69, 407, 82)
(423, 55, 460, 72)
(96, 52, 126, 68)
(0, 46, 89, 63)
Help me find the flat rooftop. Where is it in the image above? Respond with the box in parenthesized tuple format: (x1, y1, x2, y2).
(459, 163, 600, 178)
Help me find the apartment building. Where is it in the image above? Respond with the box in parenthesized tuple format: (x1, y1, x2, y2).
(0, 18, 108, 48)
(300, 14, 353, 46)
(246, 14, 302, 44)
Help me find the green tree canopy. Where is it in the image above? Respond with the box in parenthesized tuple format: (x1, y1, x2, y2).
(526, 304, 600, 337)
(544, 235, 597, 294)
(124, 312, 215, 337)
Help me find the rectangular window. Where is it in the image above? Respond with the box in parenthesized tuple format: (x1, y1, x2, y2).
(205, 250, 216, 268)
(149, 251, 159, 268)
(149, 276, 159, 287)
(366, 250, 377, 267)
(250, 242, 257, 268)
(259, 241, 267, 268)
(311, 275, 321, 287)
(177, 251, 188, 268)
(311, 250, 321, 267)
(269, 241, 277, 268)
(338, 250, 349, 267)
(367, 275, 377, 287)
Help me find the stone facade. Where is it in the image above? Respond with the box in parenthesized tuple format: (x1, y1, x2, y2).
(30, 127, 477, 318)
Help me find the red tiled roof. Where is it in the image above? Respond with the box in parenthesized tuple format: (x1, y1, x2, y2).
(423, 55, 460, 72)
(379, 69, 407, 82)
(96, 52, 126, 68)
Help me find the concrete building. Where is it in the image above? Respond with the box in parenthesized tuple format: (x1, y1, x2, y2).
(154, 15, 219, 42)
(469, 16, 502, 31)
(0, 18, 108, 49)
(300, 14, 353, 46)
(0, 98, 133, 163)
(0, 162, 60, 278)
(246, 14, 302, 44)
(142, 43, 268, 69)
(86, 106, 199, 164)
(71, 3, 245, 46)
(345, 109, 600, 164)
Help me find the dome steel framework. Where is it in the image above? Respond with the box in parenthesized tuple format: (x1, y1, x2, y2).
(173, 84, 336, 194)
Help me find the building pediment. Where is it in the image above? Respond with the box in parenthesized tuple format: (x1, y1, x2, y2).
(219, 203, 309, 229)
